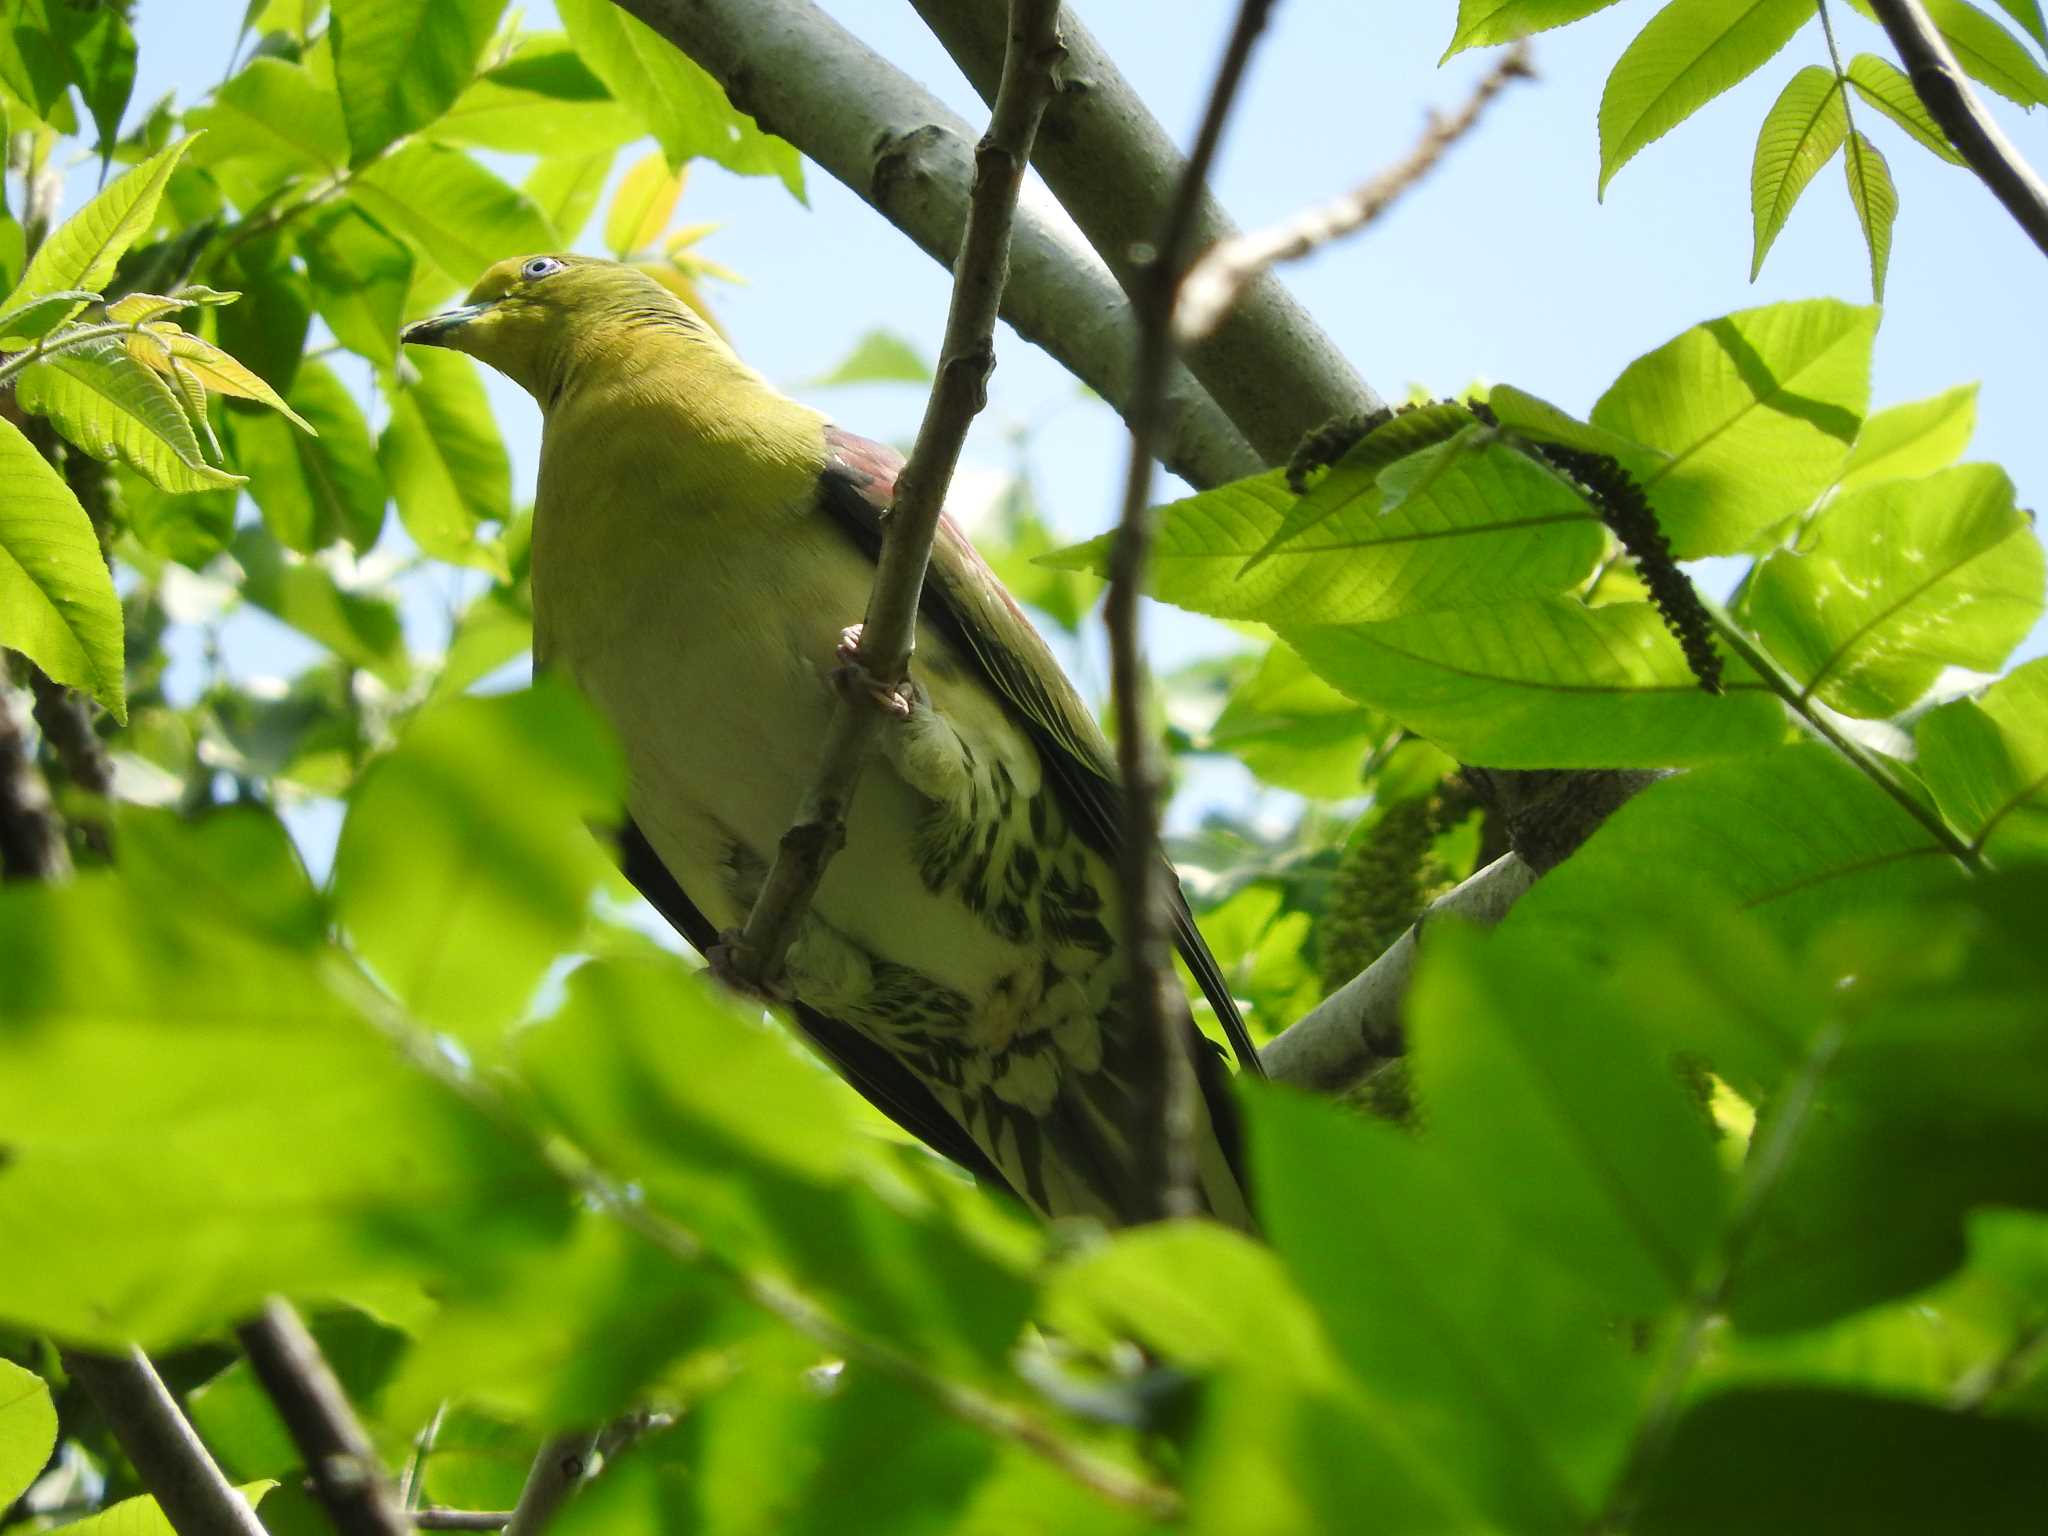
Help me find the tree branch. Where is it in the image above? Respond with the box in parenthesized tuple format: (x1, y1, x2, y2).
(1177, 41, 1534, 343)
(499, 1432, 596, 1536)
(235, 1299, 413, 1536)
(907, 0, 1380, 462)
(721, 0, 1066, 990)
(608, 0, 1261, 490)
(1105, 0, 1279, 1220)
(61, 1349, 269, 1536)
(1864, 0, 2048, 260)
(0, 659, 72, 882)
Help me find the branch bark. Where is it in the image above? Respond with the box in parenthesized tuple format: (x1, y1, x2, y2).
(61, 1349, 270, 1536)
(608, 0, 1261, 490)
(723, 0, 1067, 990)
(235, 1300, 413, 1536)
(1864, 0, 2048, 260)
(908, 0, 1379, 461)
(1104, 0, 1279, 1220)
(0, 660, 71, 882)
(499, 1432, 596, 1536)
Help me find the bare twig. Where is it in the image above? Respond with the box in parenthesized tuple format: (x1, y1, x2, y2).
(413, 1514, 510, 1532)
(609, 0, 1260, 490)
(1177, 42, 1534, 343)
(500, 1432, 597, 1536)
(908, 0, 1380, 462)
(722, 0, 1067, 990)
(235, 1300, 412, 1536)
(1863, 0, 2048, 259)
(1105, 0, 1280, 1220)
(61, 1349, 270, 1536)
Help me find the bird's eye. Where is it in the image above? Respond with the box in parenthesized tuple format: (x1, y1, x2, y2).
(521, 256, 565, 282)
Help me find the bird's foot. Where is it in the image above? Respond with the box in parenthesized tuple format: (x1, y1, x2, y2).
(833, 623, 916, 720)
(707, 930, 793, 1004)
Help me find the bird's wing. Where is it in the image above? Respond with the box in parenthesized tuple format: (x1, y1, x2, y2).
(819, 426, 1264, 1081)
(613, 815, 1015, 1193)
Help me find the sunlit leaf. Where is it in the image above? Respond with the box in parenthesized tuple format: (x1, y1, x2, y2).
(330, 0, 506, 162)
(809, 329, 933, 387)
(186, 56, 348, 189)
(380, 347, 512, 575)
(40, 1482, 277, 1536)
(229, 359, 387, 553)
(524, 153, 614, 247)
(5, 135, 193, 320)
(1917, 658, 2048, 862)
(0, 416, 126, 718)
(232, 526, 411, 687)
(1846, 0, 2048, 107)
(16, 335, 241, 495)
(605, 151, 685, 259)
(1842, 128, 1897, 302)
(1750, 66, 1847, 279)
(353, 142, 559, 282)
(1844, 53, 1965, 164)
(1444, 0, 1626, 58)
(430, 33, 639, 155)
(299, 201, 414, 366)
(1837, 383, 1976, 489)
(0, 1358, 57, 1510)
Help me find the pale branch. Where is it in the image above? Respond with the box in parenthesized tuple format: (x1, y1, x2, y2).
(908, 0, 1380, 461)
(236, 1299, 413, 1536)
(413, 1516, 509, 1532)
(61, 1349, 270, 1536)
(1177, 42, 1534, 345)
(724, 0, 1066, 991)
(1863, 0, 2048, 259)
(608, 0, 1261, 491)
(500, 1432, 597, 1536)
(1106, 0, 1280, 1221)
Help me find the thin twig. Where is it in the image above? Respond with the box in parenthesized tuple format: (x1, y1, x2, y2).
(500, 1432, 597, 1536)
(1177, 41, 1533, 343)
(1104, 0, 1279, 1221)
(1864, 0, 2048, 259)
(609, 0, 1260, 490)
(236, 1299, 413, 1536)
(908, 0, 1380, 461)
(61, 1349, 270, 1536)
(722, 0, 1067, 990)
(413, 1514, 510, 1532)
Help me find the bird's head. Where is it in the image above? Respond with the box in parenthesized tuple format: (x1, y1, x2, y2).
(400, 254, 727, 404)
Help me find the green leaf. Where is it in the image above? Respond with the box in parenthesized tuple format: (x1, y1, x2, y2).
(603, 151, 684, 259)
(1444, 0, 1626, 58)
(118, 466, 238, 568)
(1991, 0, 2048, 46)
(0, 415, 126, 718)
(809, 329, 933, 387)
(330, 0, 507, 163)
(1410, 923, 1729, 1314)
(0, 1358, 57, 1509)
(230, 360, 388, 554)
(215, 243, 314, 397)
(421, 1409, 539, 1511)
(977, 477, 1101, 635)
(523, 153, 614, 246)
(1917, 658, 2048, 861)
(1204, 643, 1382, 798)
(0, 821, 566, 1345)
(1842, 128, 1898, 302)
(1598, 0, 1814, 194)
(1849, 0, 2048, 106)
(1592, 299, 1877, 556)
(1845, 53, 1965, 164)
(428, 34, 640, 155)
(15, 335, 242, 495)
(432, 584, 534, 702)
(1636, 1388, 2048, 1533)
(557, 0, 805, 200)
(380, 347, 512, 575)
(1838, 383, 1977, 489)
(186, 57, 348, 190)
(1281, 597, 1786, 768)
(299, 201, 414, 366)
(1746, 463, 2043, 718)
(1750, 66, 1847, 279)
(5, 135, 193, 318)
(41, 1483, 276, 1536)
(353, 141, 559, 281)
(332, 683, 621, 1050)
(232, 527, 412, 688)
(59, 0, 138, 164)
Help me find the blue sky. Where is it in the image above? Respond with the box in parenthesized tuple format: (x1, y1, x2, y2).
(117, 0, 2048, 841)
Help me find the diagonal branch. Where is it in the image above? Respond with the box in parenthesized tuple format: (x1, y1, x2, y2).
(607, 0, 1260, 491)
(1105, 0, 1281, 1220)
(907, 0, 1380, 462)
(500, 1432, 597, 1536)
(720, 0, 1068, 991)
(1863, 0, 2048, 258)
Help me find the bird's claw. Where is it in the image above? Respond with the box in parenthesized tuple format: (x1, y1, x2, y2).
(833, 623, 916, 720)
(707, 930, 793, 1004)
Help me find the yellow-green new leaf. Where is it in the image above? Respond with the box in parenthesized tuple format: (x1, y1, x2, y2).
(1846, 0, 2048, 107)
(1845, 54, 1965, 164)
(0, 1358, 57, 1509)
(353, 142, 559, 282)
(1751, 66, 1847, 279)
(1916, 658, 2048, 862)
(1842, 129, 1898, 303)
(330, 0, 506, 163)
(128, 324, 316, 432)
(1599, 0, 1813, 195)
(4, 136, 194, 318)
(34, 1484, 276, 1536)
(604, 151, 684, 259)
(429, 34, 640, 156)
(1838, 384, 1977, 490)
(1445, 0, 1626, 58)
(15, 335, 242, 495)
(0, 416, 126, 718)
(524, 153, 614, 247)
(0, 287, 102, 345)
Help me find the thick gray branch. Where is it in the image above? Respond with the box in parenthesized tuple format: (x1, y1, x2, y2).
(500, 1432, 597, 1536)
(1865, 0, 2048, 259)
(909, 0, 1380, 460)
(63, 1349, 269, 1536)
(609, 0, 1261, 489)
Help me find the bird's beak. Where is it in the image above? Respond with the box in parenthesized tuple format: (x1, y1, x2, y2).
(400, 302, 492, 349)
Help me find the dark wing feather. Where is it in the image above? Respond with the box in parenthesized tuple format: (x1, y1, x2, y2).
(819, 426, 1264, 1081)
(614, 816, 1013, 1193)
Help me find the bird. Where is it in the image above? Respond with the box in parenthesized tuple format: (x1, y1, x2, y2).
(401, 253, 1260, 1227)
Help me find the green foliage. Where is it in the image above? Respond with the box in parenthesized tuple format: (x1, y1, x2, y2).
(0, 1357, 57, 1509)
(0, 416, 127, 717)
(330, 0, 506, 163)
(1749, 66, 1847, 279)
